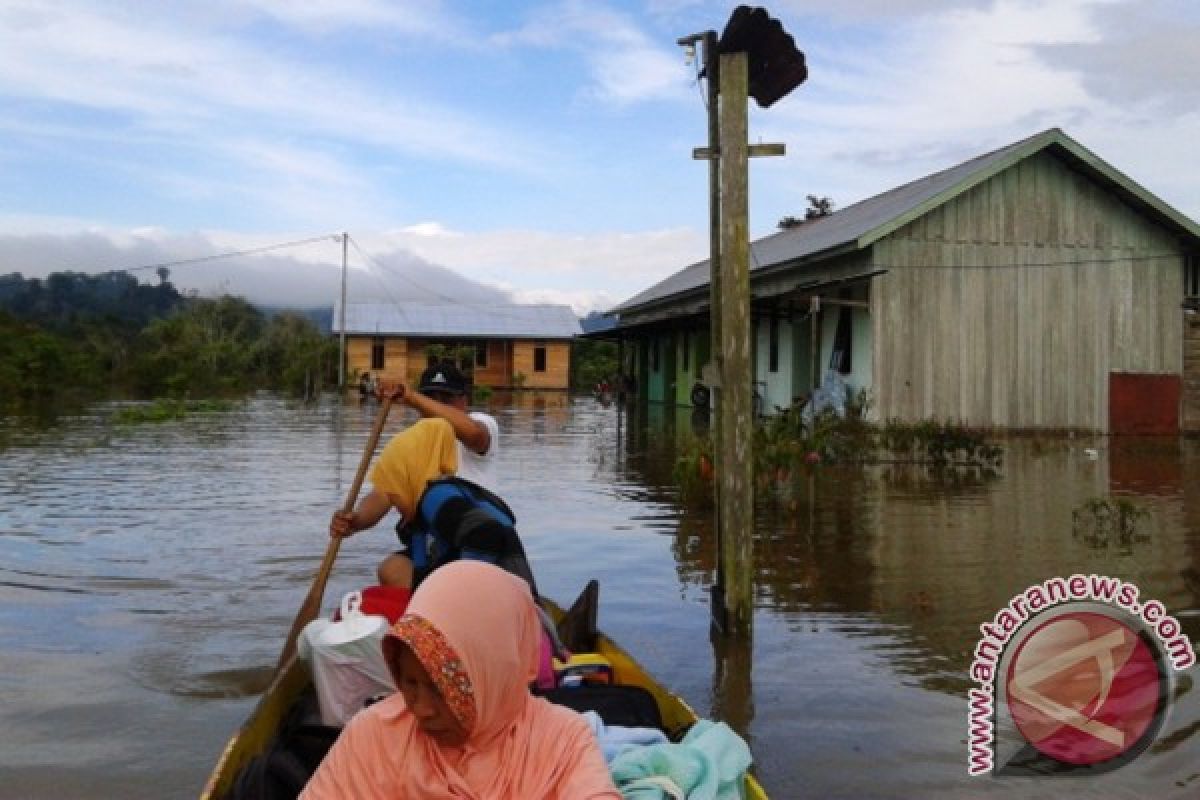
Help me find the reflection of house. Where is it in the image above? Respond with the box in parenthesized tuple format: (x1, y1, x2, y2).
(608, 128, 1200, 433)
(332, 302, 581, 390)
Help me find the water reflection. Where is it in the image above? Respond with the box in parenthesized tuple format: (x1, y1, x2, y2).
(620, 401, 1200, 795)
(1, 394, 1197, 798)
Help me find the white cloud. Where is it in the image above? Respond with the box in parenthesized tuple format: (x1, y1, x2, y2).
(0, 1, 540, 170)
(2, 0, 1197, 321)
(493, 0, 691, 106)
(372, 223, 705, 293)
(1033, 0, 1200, 113)
(776, 0, 994, 22)
(753, 0, 1120, 212)
(231, 0, 460, 37)
(0, 220, 702, 314)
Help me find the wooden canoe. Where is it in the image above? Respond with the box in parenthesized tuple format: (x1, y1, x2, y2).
(201, 601, 768, 799)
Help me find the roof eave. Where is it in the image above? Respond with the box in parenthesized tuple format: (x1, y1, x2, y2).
(613, 239, 862, 318)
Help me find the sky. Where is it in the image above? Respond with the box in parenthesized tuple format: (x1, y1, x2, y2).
(1, 0, 1197, 314)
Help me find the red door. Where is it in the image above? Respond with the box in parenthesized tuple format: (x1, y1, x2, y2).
(1108, 372, 1181, 435)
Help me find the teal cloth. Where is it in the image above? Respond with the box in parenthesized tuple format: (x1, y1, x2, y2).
(609, 719, 752, 800)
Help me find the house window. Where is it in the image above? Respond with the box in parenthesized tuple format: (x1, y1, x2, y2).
(682, 332, 690, 371)
(768, 316, 779, 373)
(534, 346, 547, 372)
(475, 341, 488, 368)
(1187, 253, 1199, 297)
(830, 307, 853, 374)
(371, 336, 385, 370)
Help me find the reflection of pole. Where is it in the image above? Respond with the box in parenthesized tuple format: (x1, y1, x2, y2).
(702, 31, 728, 635)
(338, 231, 348, 388)
(333, 397, 345, 498)
(710, 621, 755, 736)
(616, 337, 625, 462)
(716, 51, 754, 638)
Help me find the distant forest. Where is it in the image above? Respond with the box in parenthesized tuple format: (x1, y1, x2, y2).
(0, 271, 618, 411)
(0, 271, 337, 409)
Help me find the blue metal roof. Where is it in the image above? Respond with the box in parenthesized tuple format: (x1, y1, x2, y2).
(332, 302, 581, 338)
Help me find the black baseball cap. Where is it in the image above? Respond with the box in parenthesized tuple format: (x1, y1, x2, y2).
(418, 362, 468, 396)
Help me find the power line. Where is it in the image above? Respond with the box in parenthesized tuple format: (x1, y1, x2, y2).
(347, 235, 462, 306)
(344, 235, 409, 312)
(99, 233, 342, 275)
(345, 235, 567, 324)
(863, 250, 1187, 270)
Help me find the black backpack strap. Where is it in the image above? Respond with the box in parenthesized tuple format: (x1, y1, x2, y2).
(422, 476, 514, 522)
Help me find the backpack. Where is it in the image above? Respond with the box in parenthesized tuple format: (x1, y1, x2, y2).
(400, 477, 538, 595)
(535, 684, 666, 733)
(228, 689, 340, 800)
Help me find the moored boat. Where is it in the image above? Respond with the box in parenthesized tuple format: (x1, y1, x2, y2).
(201, 598, 768, 799)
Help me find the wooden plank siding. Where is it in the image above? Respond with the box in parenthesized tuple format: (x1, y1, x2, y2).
(872, 151, 1185, 432)
(511, 340, 570, 389)
(345, 336, 409, 383)
(345, 335, 571, 390)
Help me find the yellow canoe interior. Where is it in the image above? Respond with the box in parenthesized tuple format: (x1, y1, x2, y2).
(202, 601, 768, 799)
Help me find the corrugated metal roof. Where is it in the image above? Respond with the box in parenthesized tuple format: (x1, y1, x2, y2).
(611, 127, 1200, 314)
(332, 302, 581, 338)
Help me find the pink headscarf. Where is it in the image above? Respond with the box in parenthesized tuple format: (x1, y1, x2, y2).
(299, 562, 619, 800)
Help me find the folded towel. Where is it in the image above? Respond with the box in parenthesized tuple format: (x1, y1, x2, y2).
(581, 710, 670, 762)
(609, 720, 752, 800)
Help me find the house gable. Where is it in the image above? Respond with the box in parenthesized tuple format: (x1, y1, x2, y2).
(858, 128, 1200, 250)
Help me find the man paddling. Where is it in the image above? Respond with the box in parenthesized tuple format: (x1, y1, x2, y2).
(329, 361, 501, 587)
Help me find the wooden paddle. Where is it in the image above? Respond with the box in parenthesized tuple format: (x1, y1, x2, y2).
(275, 394, 394, 671)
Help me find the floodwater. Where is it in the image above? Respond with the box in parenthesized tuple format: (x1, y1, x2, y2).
(0, 392, 1197, 799)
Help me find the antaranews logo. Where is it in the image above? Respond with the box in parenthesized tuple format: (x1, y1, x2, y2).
(966, 574, 1195, 777)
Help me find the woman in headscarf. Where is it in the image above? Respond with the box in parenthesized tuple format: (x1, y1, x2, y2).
(299, 561, 620, 799)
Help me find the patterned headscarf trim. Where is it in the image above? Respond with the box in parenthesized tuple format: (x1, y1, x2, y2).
(389, 613, 477, 732)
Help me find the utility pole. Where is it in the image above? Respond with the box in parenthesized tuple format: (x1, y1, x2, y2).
(717, 50, 761, 638)
(681, 29, 727, 629)
(338, 231, 348, 389)
(682, 6, 805, 639)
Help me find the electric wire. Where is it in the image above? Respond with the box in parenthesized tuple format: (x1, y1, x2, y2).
(863, 250, 1187, 270)
(346, 234, 461, 306)
(96, 233, 342, 275)
(345, 234, 559, 325)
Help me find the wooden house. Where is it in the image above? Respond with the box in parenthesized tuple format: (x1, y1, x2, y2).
(608, 128, 1200, 433)
(333, 302, 580, 391)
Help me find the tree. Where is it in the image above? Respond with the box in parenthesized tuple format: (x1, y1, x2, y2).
(569, 338, 618, 391)
(132, 295, 265, 394)
(778, 195, 835, 229)
(805, 194, 834, 219)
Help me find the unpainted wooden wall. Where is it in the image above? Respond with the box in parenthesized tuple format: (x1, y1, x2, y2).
(871, 151, 1186, 431)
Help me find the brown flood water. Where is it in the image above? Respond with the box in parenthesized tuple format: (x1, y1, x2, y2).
(0, 392, 1197, 799)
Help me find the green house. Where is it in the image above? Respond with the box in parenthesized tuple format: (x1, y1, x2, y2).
(608, 128, 1200, 433)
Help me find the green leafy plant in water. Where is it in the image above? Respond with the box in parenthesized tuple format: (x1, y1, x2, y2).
(673, 434, 715, 508)
(113, 397, 235, 424)
(1072, 496, 1150, 555)
(672, 397, 1004, 510)
(878, 419, 1003, 468)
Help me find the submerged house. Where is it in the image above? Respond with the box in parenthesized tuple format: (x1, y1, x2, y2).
(333, 302, 581, 390)
(607, 128, 1200, 434)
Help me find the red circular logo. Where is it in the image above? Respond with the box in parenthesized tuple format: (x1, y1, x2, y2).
(1005, 611, 1163, 766)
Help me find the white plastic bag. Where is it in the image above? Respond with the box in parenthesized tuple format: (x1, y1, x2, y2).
(298, 591, 395, 726)
(801, 369, 848, 424)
